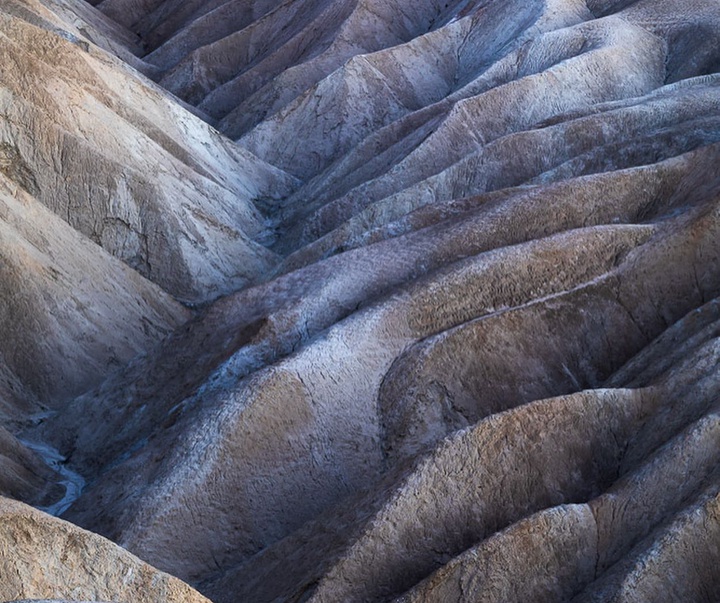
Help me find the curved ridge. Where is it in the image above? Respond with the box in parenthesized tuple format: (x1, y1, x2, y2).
(0, 0, 718, 601)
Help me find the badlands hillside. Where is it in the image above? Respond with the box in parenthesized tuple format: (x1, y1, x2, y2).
(0, 0, 720, 601)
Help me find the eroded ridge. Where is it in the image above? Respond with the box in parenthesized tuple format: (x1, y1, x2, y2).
(0, 0, 719, 602)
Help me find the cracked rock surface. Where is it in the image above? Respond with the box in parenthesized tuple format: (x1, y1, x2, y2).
(0, 0, 719, 601)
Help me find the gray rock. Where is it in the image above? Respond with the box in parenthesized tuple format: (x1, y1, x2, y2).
(1, 0, 720, 601)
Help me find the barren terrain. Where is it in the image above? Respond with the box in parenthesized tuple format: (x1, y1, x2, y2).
(0, 0, 719, 601)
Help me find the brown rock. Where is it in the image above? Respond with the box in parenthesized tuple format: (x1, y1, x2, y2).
(0, 497, 211, 603)
(1, 0, 720, 601)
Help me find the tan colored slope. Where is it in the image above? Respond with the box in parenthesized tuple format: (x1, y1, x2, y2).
(396, 407, 720, 602)
(0, 172, 188, 407)
(0, 497, 210, 603)
(0, 0, 147, 68)
(398, 504, 599, 603)
(0, 1, 298, 302)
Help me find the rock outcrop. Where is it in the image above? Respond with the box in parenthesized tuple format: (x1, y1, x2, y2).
(0, 496, 210, 603)
(0, 0, 719, 601)
(0, 0, 298, 303)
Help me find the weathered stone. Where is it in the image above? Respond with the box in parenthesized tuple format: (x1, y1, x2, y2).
(1, 0, 719, 601)
(0, 497, 210, 603)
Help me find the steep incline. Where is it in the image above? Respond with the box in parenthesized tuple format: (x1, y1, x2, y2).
(1, 0, 299, 303)
(0, 0, 719, 602)
(0, 496, 211, 603)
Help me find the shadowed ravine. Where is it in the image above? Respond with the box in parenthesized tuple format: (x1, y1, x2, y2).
(0, 0, 719, 602)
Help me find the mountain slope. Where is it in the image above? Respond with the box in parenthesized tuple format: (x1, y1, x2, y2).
(0, 0, 719, 601)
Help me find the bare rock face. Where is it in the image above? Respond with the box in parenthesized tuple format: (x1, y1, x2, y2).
(0, 497, 210, 603)
(1, 0, 720, 601)
(0, 173, 189, 405)
(0, 0, 298, 303)
(0, 158, 188, 513)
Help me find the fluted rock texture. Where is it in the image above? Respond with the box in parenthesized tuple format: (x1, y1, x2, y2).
(0, 0, 719, 601)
